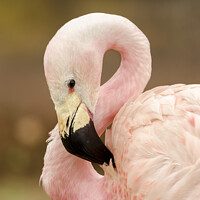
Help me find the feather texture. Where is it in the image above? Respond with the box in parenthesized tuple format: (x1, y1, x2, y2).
(42, 13, 200, 200)
(103, 84, 200, 199)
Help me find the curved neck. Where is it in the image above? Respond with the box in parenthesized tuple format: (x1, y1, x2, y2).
(43, 13, 152, 199)
(44, 13, 151, 135)
(92, 14, 152, 134)
(42, 125, 108, 200)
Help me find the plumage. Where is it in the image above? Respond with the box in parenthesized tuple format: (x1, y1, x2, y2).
(105, 84, 200, 199)
(41, 13, 200, 200)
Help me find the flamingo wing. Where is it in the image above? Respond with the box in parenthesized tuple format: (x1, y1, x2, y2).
(105, 84, 200, 200)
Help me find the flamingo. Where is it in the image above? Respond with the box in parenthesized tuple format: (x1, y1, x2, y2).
(41, 13, 200, 200)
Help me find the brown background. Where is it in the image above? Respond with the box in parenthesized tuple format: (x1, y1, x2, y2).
(0, 1, 200, 199)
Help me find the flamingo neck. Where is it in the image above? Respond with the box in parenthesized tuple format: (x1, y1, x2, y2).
(42, 13, 152, 199)
(92, 14, 152, 135)
(42, 125, 109, 200)
(44, 13, 151, 135)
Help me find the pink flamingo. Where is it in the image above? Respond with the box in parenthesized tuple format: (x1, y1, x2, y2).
(41, 13, 200, 199)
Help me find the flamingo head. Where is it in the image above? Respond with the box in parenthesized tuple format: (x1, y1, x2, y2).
(43, 12, 151, 168)
(43, 15, 115, 166)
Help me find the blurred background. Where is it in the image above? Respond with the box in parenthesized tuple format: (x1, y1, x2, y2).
(0, 0, 200, 199)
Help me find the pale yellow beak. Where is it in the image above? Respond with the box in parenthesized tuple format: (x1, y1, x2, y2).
(55, 91, 115, 167)
(55, 92, 90, 139)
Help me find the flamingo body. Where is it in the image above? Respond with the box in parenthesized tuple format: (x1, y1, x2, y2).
(105, 84, 200, 199)
(41, 13, 200, 200)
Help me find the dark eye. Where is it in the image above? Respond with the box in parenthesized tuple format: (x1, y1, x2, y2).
(68, 79, 75, 89)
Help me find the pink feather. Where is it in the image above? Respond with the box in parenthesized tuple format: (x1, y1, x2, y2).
(42, 13, 200, 199)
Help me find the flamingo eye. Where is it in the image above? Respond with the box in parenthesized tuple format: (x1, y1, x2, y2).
(68, 79, 75, 89)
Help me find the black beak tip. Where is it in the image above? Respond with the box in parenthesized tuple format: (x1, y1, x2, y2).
(61, 119, 116, 168)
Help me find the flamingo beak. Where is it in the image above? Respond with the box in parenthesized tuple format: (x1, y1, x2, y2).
(55, 92, 115, 166)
